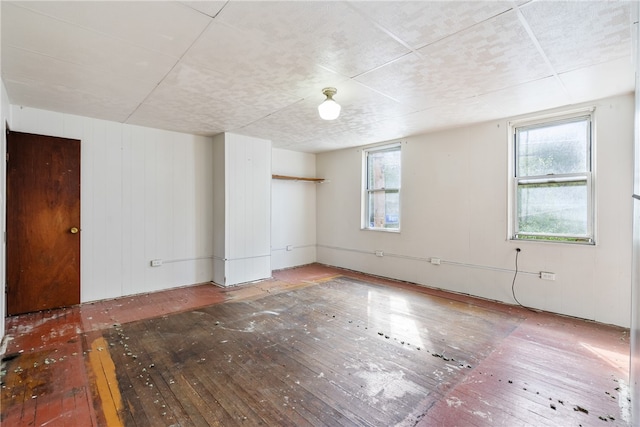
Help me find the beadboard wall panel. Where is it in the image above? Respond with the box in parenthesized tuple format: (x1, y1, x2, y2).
(8, 106, 214, 302)
(212, 132, 271, 287)
(271, 148, 317, 270)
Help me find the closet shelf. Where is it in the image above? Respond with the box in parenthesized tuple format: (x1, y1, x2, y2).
(272, 174, 325, 183)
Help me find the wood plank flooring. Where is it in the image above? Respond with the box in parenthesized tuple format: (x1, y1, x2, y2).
(0, 264, 631, 426)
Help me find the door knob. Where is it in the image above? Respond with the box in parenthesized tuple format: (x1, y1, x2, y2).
(70, 227, 79, 234)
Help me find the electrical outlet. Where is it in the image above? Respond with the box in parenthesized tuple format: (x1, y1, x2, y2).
(375, 250, 384, 257)
(430, 257, 441, 265)
(540, 271, 555, 281)
(150, 259, 163, 267)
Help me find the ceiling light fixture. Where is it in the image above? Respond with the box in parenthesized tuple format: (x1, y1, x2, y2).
(318, 87, 341, 120)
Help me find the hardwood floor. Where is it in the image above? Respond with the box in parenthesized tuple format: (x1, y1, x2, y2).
(1, 264, 631, 426)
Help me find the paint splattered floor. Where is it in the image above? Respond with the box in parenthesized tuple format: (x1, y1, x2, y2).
(1, 264, 631, 426)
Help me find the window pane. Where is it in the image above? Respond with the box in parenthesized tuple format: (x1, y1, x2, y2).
(517, 181, 588, 236)
(368, 148, 400, 189)
(368, 191, 399, 229)
(517, 118, 589, 177)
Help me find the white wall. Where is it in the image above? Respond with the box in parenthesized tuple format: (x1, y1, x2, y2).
(271, 149, 317, 270)
(9, 106, 214, 303)
(0, 81, 10, 341)
(632, 95, 640, 426)
(630, 7, 640, 421)
(317, 94, 634, 328)
(212, 132, 271, 286)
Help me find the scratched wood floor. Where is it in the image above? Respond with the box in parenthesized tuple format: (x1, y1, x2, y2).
(0, 264, 631, 426)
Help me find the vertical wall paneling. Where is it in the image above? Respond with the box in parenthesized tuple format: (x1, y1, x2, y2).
(121, 125, 133, 296)
(107, 121, 125, 298)
(129, 126, 147, 293)
(172, 134, 189, 282)
(212, 133, 271, 287)
(316, 94, 634, 328)
(155, 130, 175, 291)
(74, 115, 90, 301)
(212, 134, 226, 286)
(143, 129, 158, 293)
(0, 80, 10, 340)
(7, 106, 214, 303)
(271, 149, 317, 270)
(194, 135, 214, 280)
(630, 4, 640, 423)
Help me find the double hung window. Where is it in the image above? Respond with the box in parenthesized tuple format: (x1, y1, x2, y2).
(513, 113, 594, 243)
(363, 144, 401, 231)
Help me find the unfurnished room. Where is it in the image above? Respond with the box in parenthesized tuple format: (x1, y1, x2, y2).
(0, 1, 639, 426)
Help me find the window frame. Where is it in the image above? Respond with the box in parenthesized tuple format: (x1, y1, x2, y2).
(510, 110, 595, 244)
(362, 142, 402, 232)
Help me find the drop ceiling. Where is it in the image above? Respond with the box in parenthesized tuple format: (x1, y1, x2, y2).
(1, 1, 635, 153)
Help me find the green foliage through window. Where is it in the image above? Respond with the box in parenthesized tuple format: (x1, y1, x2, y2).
(513, 114, 593, 243)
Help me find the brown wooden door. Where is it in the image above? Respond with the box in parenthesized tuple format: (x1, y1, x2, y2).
(6, 131, 81, 315)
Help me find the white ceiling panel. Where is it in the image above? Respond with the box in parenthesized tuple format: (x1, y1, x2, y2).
(1, 1, 634, 153)
(356, 9, 551, 110)
(521, 0, 632, 73)
(348, 1, 514, 50)
(2, 2, 177, 83)
(9, 1, 212, 58)
(214, 1, 410, 78)
(179, 21, 347, 103)
(3, 46, 157, 103)
(127, 62, 297, 135)
(180, 1, 227, 18)
(477, 77, 572, 119)
(4, 77, 137, 123)
(389, 97, 503, 136)
(559, 57, 635, 105)
(237, 80, 417, 149)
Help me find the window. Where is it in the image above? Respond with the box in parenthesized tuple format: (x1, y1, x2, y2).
(512, 113, 594, 243)
(363, 143, 401, 231)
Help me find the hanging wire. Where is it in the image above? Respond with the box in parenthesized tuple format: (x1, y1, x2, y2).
(511, 248, 538, 312)
(511, 248, 524, 306)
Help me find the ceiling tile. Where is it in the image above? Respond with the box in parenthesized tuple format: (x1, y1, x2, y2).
(348, 1, 513, 49)
(236, 80, 417, 149)
(382, 97, 501, 137)
(4, 77, 136, 123)
(180, 1, 227, 18)
(236, 97, 350, 150)
(2, 46, 156, 105)
(520, 0, 632, 73)
(11, 1, 212, 58)
(127, 64, 296, 135)
(178, 21, 349, 102)
(126, 100, 225, 137)
(356, 9, 550, 110)
(559, 57, 634, 104)
(476, 77, 571, 118)
(214, 1, 410, 77)
(127, 91, 265, 137)
(2, 2, 177, 83)
(156, 62, 305, 113)
(0, 1, 633, 153)
(281, 96, 502, 152)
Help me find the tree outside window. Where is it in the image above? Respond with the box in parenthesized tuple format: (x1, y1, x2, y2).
(513, 114, 594, 243)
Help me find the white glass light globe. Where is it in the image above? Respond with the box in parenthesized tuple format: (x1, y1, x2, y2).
(318, 99, 341, 120)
